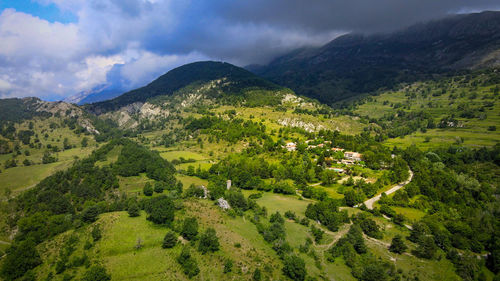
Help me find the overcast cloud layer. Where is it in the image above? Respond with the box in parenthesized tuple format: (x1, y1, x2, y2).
(0, 0, 499, 100)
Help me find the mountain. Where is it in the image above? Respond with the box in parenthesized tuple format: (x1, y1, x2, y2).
(86, 61, 281, 114)
(0, 97, 99, 134)
(251, 11, 500, 104)
(64, 84, 124, 105)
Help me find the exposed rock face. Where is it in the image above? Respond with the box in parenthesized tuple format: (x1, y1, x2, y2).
(103, 101, 170, 129)
(217, 198, 230, 210)
(28, 98, 99, 134)
(277, 118, 325, 132)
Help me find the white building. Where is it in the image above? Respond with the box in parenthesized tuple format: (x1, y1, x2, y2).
(344, 152, 363, 161)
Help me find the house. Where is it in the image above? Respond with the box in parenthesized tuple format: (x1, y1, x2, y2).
(331, 147, 344, 152)
(286, 142, 296, 151)
(344, 151, 362, 161)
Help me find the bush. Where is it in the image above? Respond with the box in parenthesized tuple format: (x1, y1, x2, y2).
(127, 202, 140, 217)
(154, 181, 165, 193)
(177, 247, 200, 278)
(310, 225, 324, 243)
(91, 226, 102, 242)
(198, 228, 220, 254)
(82, 205, 100, 223)
(389, 235, 407, 254)
(282, 254, 306, 281)
(0, 240, 42, 280)
(162, 231, 178, 249)
(253, 268, 262, 281)
(144, 196, 175, 225)
(82, 265, 111, 281)
(143, 183, 153, 196)
(181, 218, 199, 240)
(224, 259, 233, 273)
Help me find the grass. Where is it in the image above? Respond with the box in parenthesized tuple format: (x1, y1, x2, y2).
(353, 83, 500, 149)
(176, 175, 208, 188)
(0, 146, 95, 197)
(159, 150, 206, 161)
(118, 174, 155, 196)
(366, 237, 461, 281)
(391, 206, 426, 222)
(242, 191, 310, 216)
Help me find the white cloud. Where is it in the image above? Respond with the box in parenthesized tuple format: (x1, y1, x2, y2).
(0, 0, 498, 100)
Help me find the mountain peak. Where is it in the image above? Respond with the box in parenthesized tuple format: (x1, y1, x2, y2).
(86, 61, 280, 114)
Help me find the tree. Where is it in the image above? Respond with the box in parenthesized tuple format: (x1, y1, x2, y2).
(177, 247, 200, 278)
(389, 235, 407, 254)
(82, 265, 111, 281)
(91, 226, 102, 242)
(415, 236, 438, 259)
(181, 217, 198, 240)
(82, 205, 100, 223)
(310, 225, 324, 243)
(198, 228, 220, 253)
(144, 196, 175, 225)
(81, 137, 89, 147)
(282, 254, 306, 281)
(143, 182, 153, 196)
(154, 181, 165, 193)
(361, 263, 389, 281)
(127, 201, 140, 217)
(162, 231, 178, 249)
(0, 240, 42, 280)
(321, 169, 337, 185)
(63, 138, 71, 150)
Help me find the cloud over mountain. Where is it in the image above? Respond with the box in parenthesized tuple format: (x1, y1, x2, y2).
(0, 0, 499, 100)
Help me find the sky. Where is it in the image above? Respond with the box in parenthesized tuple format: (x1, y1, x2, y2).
(0, 0, 499, 101)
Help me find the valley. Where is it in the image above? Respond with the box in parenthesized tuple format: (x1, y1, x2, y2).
(0, 12, 499, 281)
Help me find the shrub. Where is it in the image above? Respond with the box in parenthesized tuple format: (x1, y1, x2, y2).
(82, 265, 111, 281)
(127, 202, 140, 217)
(82, 205, 100, 223)
(162, 231, 178, 249)
(0, 240, 42, 280)
(177, 247, 200, 278)
(282, 254, 306, 281)
(143, 183, 153, 196)
(91, 226, 102, 242)
(389, 235, 407, 254)
(223, 259, 234, 273)
(198, 228, 220, 254)
(144, 196, 175, 225)
(181, 218, 199, 240)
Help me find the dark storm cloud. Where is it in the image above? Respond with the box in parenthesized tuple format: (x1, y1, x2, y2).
(1, 0, 499, 99)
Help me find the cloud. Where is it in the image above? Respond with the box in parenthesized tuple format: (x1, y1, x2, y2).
(0, 0, 499, 100)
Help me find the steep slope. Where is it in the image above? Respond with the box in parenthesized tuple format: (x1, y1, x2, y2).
(252, 11, 500, 104)
(0, 97, 98, 134)
(86, 61, 280, 114)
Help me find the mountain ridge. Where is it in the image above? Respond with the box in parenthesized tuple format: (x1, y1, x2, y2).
(251, 11, 500, 104)
(85, 61, 281, 114)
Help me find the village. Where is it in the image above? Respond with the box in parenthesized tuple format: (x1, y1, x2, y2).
(284, 140, 364, 174)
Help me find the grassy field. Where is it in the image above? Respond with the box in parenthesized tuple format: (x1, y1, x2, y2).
(0, 146, 95, 197)
(354, 82, 500, 148)
(242, 191, 310, 215)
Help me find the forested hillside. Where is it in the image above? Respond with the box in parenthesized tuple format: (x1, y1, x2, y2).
(251, 11, 500, 104)
(0, 58, 498, 281)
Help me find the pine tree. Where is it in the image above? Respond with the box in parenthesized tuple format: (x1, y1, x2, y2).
(162, 231, 178, 249)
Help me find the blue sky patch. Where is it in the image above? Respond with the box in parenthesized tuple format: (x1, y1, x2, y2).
(0, 0, 77, 23)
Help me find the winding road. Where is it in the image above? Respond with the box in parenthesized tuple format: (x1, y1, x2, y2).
(362, 169, 413, 210)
